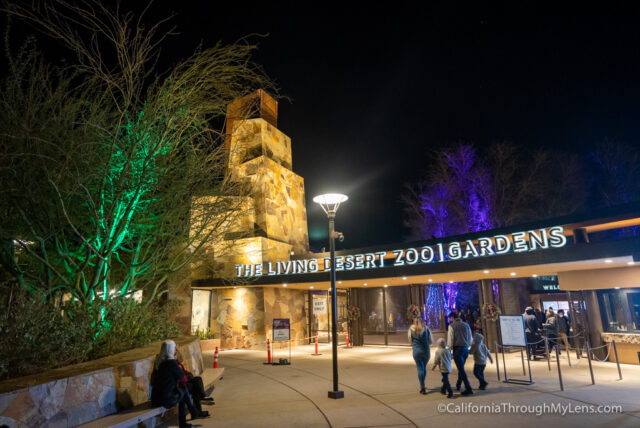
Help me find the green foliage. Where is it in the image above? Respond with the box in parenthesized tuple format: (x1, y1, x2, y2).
(0, 1, 273, 304)
(193, 326, 215, 340)
(0, 291, 179, 381)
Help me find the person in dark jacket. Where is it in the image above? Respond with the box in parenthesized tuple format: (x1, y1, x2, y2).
(534, 308, 544, 327)
(524, 307, 539, 335)
(151, 340, 204, 428)
(543, 309, 559, 355)
(465, 308, 476, 331)
(176, 353, 214, 414)
(524, 306, 542, 359)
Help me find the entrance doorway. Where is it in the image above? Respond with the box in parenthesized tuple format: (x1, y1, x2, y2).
(308, 290, 348, 344)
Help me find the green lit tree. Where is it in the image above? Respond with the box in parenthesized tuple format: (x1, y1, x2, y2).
(0, 1, 272, 304)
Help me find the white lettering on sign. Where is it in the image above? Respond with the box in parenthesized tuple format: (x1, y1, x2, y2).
(234, 226, 569, 278)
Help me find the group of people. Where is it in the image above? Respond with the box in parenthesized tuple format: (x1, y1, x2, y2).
(523, 306, 572, 359)
(150, 340, 214, 428)
(450, 307, 482, 332)
(409, 312, 492, 398)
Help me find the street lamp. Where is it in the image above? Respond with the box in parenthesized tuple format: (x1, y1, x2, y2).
(313, 193, 348, 399)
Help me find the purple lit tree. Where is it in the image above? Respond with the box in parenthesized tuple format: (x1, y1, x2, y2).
(403, 142, 586, 327)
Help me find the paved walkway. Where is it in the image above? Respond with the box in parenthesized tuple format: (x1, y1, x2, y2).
(170, 344, 640, 427)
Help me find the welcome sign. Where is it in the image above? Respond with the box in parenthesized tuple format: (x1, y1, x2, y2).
(235, 226, 568, 278)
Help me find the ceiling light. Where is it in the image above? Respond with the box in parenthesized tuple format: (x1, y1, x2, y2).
(428, 279, 433, 282)
(363, 282, 368, 286)
(338, 281, 342, 284)
(605, 259, 613, 263)
(510, 272, 516, 276)
(309, 286, 314, 289)
(402, 276, 407, 280)
(483, 270, 489, 274)
(282, 283, 287, 287)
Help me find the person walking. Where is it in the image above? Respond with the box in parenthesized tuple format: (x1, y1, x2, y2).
(432, 338, 454, 398)
(469, 332, 493, 390)
(408, 316, 434, 394)
(447, 311, 473, 395)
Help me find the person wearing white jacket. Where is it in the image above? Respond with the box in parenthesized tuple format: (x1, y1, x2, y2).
(469, 332, 493, 390)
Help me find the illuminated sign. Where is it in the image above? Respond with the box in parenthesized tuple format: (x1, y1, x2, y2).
(235, 226, 568, 278)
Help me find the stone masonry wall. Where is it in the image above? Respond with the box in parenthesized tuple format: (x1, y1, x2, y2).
(210, 287, 266, 348)
(0, 337, 202, 428)
(264, 288, 308, 346)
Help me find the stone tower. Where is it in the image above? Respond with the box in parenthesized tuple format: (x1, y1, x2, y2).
(210, 89, 310, 275)
(195, 90, 311, 348)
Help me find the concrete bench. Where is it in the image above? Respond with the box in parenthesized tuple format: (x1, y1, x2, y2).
(78, 367, 224, 428)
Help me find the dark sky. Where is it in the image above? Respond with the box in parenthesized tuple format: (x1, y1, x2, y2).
(10, 1, 640, 250)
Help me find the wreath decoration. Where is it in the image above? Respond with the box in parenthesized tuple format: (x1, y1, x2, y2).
(407, 304, 421, 320)
(348, 305, 361, 320)
(482, 303, 502, 322)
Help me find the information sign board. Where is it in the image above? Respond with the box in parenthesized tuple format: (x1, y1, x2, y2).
(499, 315, 526, 347)
(313, 297, 326, 315)
(272, 318, 290, 342)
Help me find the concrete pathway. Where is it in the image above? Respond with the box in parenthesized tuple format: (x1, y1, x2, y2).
(166, 344, 640, 427)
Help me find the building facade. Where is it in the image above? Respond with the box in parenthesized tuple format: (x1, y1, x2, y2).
(190, 90, 640, 365)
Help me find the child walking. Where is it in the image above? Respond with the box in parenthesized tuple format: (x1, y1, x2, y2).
(469, 332, 493, 390)
(432, 338, 453, 398)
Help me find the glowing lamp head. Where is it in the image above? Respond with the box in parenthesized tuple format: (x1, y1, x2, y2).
(313, 193, 348, 216)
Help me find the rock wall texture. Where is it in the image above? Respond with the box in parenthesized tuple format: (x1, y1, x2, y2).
(210, 287, 266, 349)
(208, 287, 308, 349)
(0, 337, 202, 428)
(264, 288, 308, 345)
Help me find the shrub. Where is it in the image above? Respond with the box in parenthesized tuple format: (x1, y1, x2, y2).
(193, 327, 215, 340)
(0, 292, 179, 380)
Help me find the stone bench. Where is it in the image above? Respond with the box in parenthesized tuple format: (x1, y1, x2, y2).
(77, 367, 224, 428)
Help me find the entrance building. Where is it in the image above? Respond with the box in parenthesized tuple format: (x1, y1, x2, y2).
(190, 90, 640, 365)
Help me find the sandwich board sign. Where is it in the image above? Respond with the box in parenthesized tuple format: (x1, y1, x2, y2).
(498, 315, 533, 385)
(272, 318, 290, 342)
(500, 315, 527, 346)
(499, 315, 526, 347)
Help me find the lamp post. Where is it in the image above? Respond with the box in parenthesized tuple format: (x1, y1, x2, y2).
(313, 193, 348, 399)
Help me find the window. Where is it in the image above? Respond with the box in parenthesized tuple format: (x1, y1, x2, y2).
(191, 289, 211, 334)
(597, 289, 640, 333)
(628, 292, 640, 331)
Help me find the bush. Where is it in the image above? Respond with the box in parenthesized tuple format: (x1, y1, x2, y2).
(193, 327, 215, 340)
(0, 292, 179, 380)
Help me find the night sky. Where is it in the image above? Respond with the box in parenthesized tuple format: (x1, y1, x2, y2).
(10, 1, 640, 250)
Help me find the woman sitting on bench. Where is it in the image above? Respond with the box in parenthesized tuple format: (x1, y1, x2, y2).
(151, 340, 209, 428)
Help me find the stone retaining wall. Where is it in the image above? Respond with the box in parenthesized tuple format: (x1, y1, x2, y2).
(0, 337, 203, 427)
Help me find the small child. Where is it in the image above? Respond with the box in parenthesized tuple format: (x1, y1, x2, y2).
(432, 338, 453, 398)
(469, 332, 493, 390)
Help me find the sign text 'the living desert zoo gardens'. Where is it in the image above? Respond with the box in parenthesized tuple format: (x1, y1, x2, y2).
(235, 226, 568, 278)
